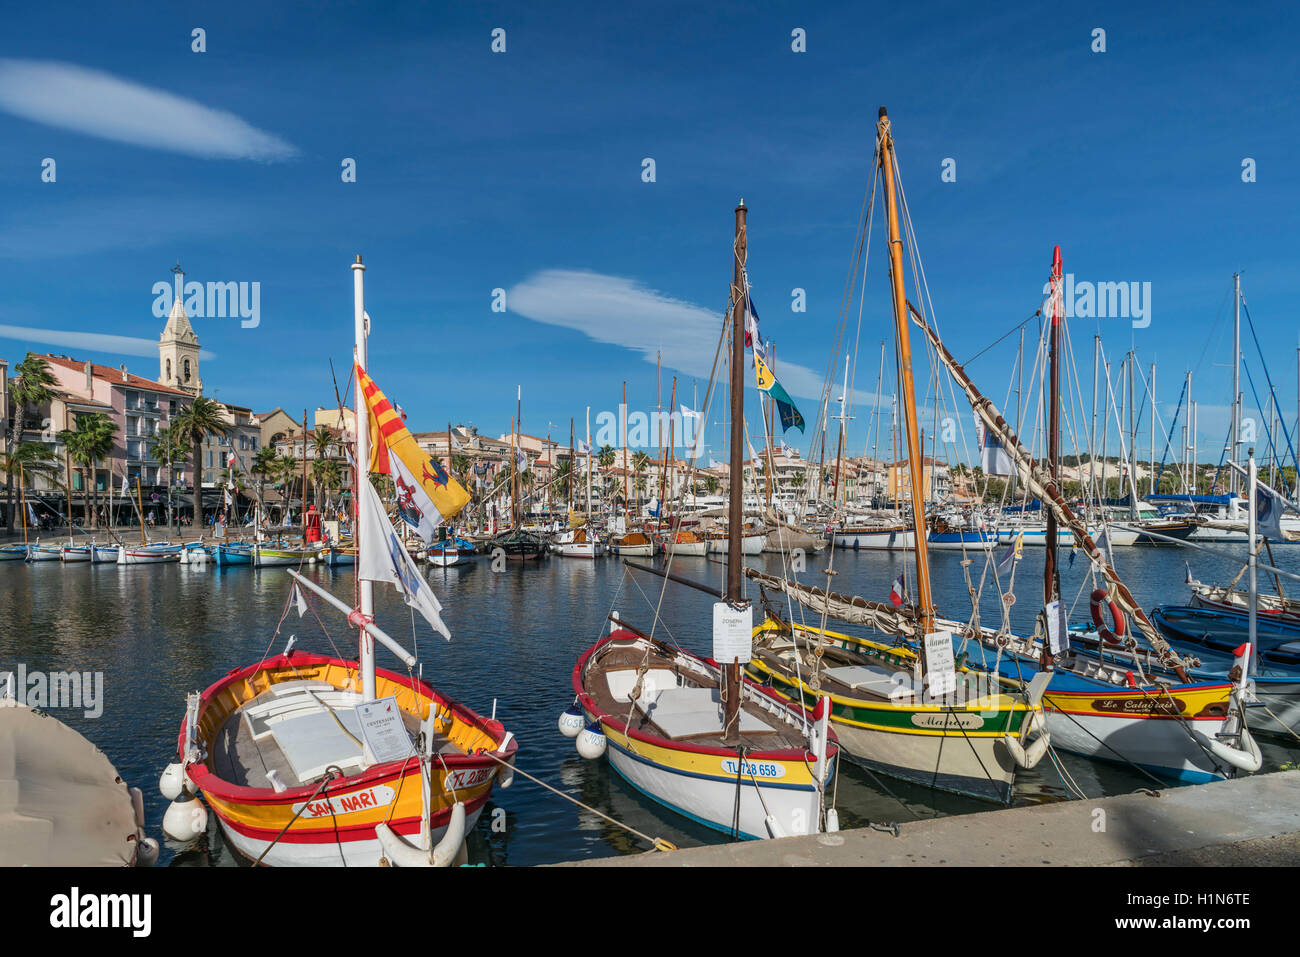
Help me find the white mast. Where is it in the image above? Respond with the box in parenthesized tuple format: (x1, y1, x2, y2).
(1231, 273, 1241, 496)
(352, 255, 376, 703)
(585, 405, 593, 517)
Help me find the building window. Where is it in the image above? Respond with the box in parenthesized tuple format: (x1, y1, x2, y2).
(165, 359, 172, 382)
(183, 358, 191, 382)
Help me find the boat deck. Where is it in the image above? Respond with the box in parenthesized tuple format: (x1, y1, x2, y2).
(586, 642, 806, 751)
(210, 680, 463, 790)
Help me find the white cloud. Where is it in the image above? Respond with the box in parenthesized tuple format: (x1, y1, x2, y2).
(0, 59, 296, 161)
(0, 324, 216, 360)
(508, 269, 851, 404)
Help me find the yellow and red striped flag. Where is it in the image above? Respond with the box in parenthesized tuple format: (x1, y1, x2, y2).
(356, 365, 471, 536)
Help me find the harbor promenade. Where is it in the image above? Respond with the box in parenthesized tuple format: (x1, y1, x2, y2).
(561, 770, 1300, 867)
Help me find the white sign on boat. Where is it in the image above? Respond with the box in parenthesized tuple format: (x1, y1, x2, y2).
(357, 696, 414, 765)
(923, 631, 957, 697)
(712, 601, 752, 665)
(1045, 599, 1069, 654)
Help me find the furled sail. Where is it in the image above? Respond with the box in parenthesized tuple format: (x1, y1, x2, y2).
(745, 567, 920, 637)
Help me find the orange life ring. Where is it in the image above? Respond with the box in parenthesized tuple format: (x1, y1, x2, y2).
(1089, 588, 1126, 646)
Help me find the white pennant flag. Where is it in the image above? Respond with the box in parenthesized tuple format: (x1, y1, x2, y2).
(291, 582, 308, 618)
(358, 477, 451, 639)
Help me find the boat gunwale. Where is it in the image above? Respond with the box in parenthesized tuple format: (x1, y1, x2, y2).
(183, 650, 516, 804)
(572, 629, 837, 763)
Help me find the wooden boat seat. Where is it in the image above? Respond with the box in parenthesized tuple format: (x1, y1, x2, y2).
(212, 682, 446, 788)
(821, 664, 898, 695)
(637, 686, 777, 738)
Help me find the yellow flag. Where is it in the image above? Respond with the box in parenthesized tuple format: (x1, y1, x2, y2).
(357, 365, 471, 523)
(754, 354, 776, 391)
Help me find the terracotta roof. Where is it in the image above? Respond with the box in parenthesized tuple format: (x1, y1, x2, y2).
(41, 355, 192, 397)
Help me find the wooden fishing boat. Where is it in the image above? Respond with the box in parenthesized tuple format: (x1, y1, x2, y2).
(552, 524, 605, 558)
(60, 544, 93, 563)
(492, 529, 548, 561)
(610, 530, 657, 557)
(325, 543, 357, 567)
(251, 542, 324, 566)
(706, 529, 764, 554)
(566, 202, 838, 840)
(178, 648, 515, 865)
(833, 523, 913, 551)
(26, 543, 63, 562)
(740, 111, 1053, 802)
(926, 516, 996, 551)
(1188, 577, 1300, 623)
(90, 543, 119, 563)
(166, 253, 517, 867)
(906, 243, 1261, 784)
(426, 540, 463, 567)
(214, 541, 254, 566)
(744, 616, 1046, 803)
(574, 620, 836, 839)
(117, 543, 182, 564)
(0, 543, 27, 561)
(665, 528, 708, 557)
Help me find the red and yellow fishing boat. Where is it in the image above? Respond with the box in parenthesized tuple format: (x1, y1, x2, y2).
(161, 255, 516, 866)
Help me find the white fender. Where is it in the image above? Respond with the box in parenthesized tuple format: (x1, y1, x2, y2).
(1003, 708, 1050, 769)
(1193, 723, 1262, 774)
(375, 801, 467, 867)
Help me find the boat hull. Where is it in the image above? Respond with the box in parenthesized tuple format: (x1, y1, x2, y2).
(575, 631, 836, 840)
(184, 652, 516, 867)
(926, 529, 997, 551)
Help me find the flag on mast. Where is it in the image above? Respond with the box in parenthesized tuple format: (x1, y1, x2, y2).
(356, 364, 471, 544)
(889, 574, 906, 608)
(754, 354, 805, 433)
(357, 476, 451, 639)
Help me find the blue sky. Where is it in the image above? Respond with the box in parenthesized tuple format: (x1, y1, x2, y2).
(1, 1, 1298, 471)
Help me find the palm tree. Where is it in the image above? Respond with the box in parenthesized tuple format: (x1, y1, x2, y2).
(250, 446, 278, 525)
(451, 454, 471, 484)
(632, 451, 650, 509)
(554, 459, 573, 500)
(0, 442, 59, 530)
(308, 426, 335, 506)
(170, 397, 231, 530)
(152, 422, 190, 534)
(5, 355, 56, 531)
(275, 453, 299, 520)
(85, 413, 117, 528)
(58, 416, 101, 530)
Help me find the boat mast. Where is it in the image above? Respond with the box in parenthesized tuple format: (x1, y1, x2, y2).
(668, 377, 677, 522)
(1231, 272, 1241, 496)
(832, 353, 847, 504)
(1149, 363, 1156, 497)
(622, 381, 629, 519)
(722, 198, 748, 746)
(568, 418, 574, 515)
(1089, 335, 1099, 517)
(878, 107, 934, 638)
(302, 408, 309, 533)
(1042, 246, 1063, 669)
(585, 406, 593, 519)
(352, 255, 377, 702)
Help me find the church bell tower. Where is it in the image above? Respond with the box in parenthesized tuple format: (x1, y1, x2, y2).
(158, 263, 203, 395)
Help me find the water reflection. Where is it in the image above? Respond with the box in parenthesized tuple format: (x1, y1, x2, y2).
(2, 541, 1297, 866)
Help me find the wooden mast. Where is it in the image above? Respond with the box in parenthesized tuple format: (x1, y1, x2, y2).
(878, 107, 934, 639)
(135, 476, 146, 545)
(723, 198, 748, 746)
(668, 376, 677, 524)
(1042, 246, 1063, 669)
(301, 408, 309, 534)
(18, 461, 27, 546)
(568, 417, 574, 515)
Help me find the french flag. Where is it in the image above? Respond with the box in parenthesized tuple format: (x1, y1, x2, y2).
(889, 574, 905, 608)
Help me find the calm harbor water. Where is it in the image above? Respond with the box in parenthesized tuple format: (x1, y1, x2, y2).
(2, 540, 1298, 866)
